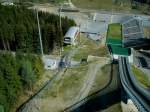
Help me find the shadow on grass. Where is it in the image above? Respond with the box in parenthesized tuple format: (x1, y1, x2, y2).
(64, 62, 122, 112)
(71, 89, 121, 112)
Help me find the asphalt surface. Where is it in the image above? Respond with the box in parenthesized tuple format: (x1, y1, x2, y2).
(33, 3, 150, 42)
(60, 12, 150, 43)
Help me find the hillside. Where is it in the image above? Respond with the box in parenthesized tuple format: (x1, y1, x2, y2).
(0, 4, 75, 54)
(0, 0, 66, 3)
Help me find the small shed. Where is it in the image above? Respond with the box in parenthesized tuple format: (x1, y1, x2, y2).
(64, 26, 79, 45)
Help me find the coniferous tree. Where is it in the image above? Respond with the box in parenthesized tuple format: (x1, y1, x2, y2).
(0, 5, 76, 54)
(0, 4, 76, 112)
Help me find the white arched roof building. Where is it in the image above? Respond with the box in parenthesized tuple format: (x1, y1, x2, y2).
(64, 26, 79, 45)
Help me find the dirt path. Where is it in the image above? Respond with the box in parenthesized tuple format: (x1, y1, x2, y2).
(74, 59, 109, 102)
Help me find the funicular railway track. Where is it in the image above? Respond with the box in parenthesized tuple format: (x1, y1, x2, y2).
(119, 57, 150, 112)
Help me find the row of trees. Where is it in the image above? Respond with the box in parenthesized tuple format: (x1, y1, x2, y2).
(132, 0, 150, 4)
(0, 52, 44, 112)
(0, 4, 76, 54)
(0, 4, 76, 112)
(131, 0, 150, 14)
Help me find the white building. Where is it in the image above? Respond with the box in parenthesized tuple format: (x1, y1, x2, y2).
(43, 59, 57, 70)
(64, 26, 79, 45)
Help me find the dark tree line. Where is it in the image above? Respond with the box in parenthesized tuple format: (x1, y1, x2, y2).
(132, 0, 150, 4)
(131, 0, 150, 14)
(0, 52, 44, 112)
(0, 4, 76, 112)
(0, 4, 76, 54)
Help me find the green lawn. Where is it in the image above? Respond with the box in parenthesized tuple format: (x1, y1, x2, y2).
(59, 64, 88, 101)
(72, 0, 131, 11)
(62, 45, 72, 55)
(43, 64, 88, 99)
(131, 65, 150, 88)
(107, 23, 122, 40)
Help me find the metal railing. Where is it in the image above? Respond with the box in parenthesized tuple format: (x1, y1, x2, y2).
(119, 57, 150, 112)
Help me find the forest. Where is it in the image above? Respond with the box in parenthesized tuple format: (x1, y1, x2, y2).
(0, 52, 44, 112)
(0, 4, 76, 112)
(0, 4, 76, 54)
(132, 0, 150, 4)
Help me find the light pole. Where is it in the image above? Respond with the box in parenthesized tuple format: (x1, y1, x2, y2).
(59, 4, 62, 30)
(110, 10, 113, 23)
(59, 4, 63, 56)
(79, 23, 81, 44)
(36, 10, 44, 56)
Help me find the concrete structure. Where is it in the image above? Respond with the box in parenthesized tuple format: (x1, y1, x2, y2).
(64, 26, 79, 45)
(106, 23, 131, 59)
(122, 17, 145, 48)
(43, 58, 57, 70)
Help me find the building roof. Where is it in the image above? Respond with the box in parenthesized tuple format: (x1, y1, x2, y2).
(122, 17, 144, 47)
(64, 26, 79, 39)
(106, 23, 131, 56)
(110, 45, 131, 56)
(106, 23, 122, 45)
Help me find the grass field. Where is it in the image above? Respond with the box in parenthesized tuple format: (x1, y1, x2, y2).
(72, 0, 131, 11)
(37, 63, 91, 112)
(44, 65, 88, 99)
(89, 63, 119, 94)
(58, 65, 89, 103)
(73, 35, 109, 61)
(107, 23, 122, 40)
(88, 64, 111, 94)
(144, 27, 150, 38)
(131, 65, 150, 88)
